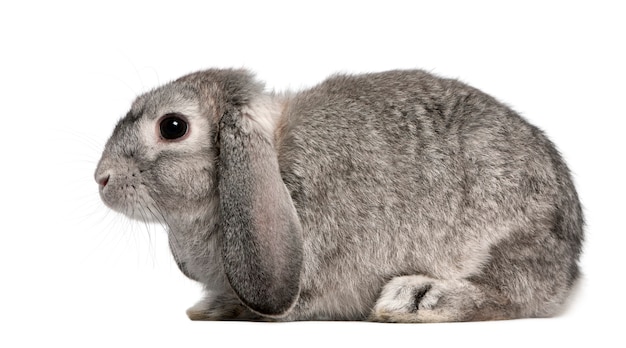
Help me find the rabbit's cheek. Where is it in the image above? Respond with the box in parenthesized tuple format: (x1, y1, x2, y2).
(151, 156, 215, 200)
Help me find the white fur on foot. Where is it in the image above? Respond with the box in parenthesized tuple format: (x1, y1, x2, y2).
(371, 275, 482, 323)
(373, 275, 437, 314)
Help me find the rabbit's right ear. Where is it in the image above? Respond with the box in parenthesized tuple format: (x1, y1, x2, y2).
(217, 103, 303, 317)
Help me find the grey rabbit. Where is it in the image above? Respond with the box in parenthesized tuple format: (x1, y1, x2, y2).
(95, 68, 583, 322)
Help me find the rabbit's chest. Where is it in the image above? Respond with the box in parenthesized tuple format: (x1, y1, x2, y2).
(168, 226, 225, 286)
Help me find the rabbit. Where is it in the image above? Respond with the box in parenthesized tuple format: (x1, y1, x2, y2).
(95, 68, 583, 322)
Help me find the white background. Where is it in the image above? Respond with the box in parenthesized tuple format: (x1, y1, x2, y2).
(1, 1, 623, 346)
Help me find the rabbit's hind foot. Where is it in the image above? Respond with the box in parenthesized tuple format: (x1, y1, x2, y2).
(370, 275, 515, 323)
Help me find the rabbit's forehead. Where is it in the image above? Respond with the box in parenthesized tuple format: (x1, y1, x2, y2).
(131, 86, 200, 120)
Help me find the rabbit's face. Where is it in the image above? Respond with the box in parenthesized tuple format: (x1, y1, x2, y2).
(95, 83, 216, 224)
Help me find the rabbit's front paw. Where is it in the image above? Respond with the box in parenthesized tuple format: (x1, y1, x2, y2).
(186, 297, 260, 321)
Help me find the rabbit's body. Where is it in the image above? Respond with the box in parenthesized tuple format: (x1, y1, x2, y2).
(96, 69, 583, 322)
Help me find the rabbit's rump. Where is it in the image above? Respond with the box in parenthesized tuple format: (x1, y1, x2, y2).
(275, 71, 582, 321)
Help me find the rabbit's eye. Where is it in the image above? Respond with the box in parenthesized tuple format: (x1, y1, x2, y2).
(159, 114, 188, 140)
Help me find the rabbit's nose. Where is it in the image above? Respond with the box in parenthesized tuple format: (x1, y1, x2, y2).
(96, 173, 110, 187)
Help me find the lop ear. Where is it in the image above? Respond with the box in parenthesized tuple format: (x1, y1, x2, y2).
(218, 106, 303, 317)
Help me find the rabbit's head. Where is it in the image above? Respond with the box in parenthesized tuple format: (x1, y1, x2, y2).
(95, 69, 303, 317)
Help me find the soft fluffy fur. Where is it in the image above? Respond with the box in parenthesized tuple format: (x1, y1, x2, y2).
(95, 68, 583, 322)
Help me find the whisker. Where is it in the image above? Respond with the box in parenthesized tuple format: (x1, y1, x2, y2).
(150, 200, 183, 263)
(134, 195, 151, 259)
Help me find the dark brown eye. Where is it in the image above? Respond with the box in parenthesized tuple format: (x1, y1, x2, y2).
(159, 114, 188, 140)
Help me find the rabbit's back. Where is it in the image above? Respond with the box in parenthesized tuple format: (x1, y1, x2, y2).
(276, 70, 582, 319)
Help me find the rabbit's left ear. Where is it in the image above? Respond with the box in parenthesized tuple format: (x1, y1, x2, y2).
(217, 104, 303, 317)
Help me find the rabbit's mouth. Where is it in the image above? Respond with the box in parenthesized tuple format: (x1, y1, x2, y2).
(98, 177, 163, 223)
(96, 165, 163, 223)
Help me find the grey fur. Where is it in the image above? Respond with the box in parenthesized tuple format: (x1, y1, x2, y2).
(95, 68, 583, 322)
